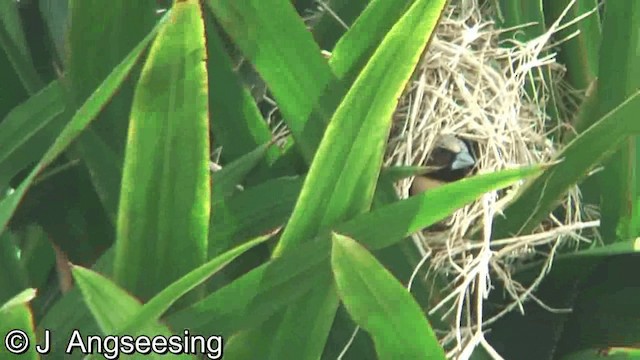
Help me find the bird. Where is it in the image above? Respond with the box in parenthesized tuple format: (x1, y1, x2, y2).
(409, 135, 476, 233)
(409, 135, 476, 196)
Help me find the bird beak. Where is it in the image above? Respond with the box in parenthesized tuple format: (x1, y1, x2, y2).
(451, 151, 475, 170)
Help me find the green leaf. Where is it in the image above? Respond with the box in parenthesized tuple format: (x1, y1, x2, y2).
(168, 239, 328, 337)
(167, 166, 537, 336)
(0, 289, 38, 360)
(493, 90, 640, 239)
(211, 141, 274, 201)
(205, 0, 330, 162)
(222, 273, 339, 360)
(37, 250, 119, 356)
(206, 165, 425, 258)
(17, 224, 56, 291)
(71, 266, 195, 360)
(209, 175, 302, 256)
(558, 238, 640, 260)
(118, 232, 272, 337)
(260, 1, 448, 357)
(0, 231, 28, 305)
(311, 0, 367, 51)
(561, 347, 640, 360)
(67, 0, 158, 148)
(0, 1, 44, 94)
(207, 5, 439, 350)
(71, 266, 169, 335)
(113, 1, 210, 306)
(331, 233, 446, 359)
(543, 0, 600, 91)
(38, 0, 69, 60)
(71, 127, 122, 223)
(65, 0, 160, 232)
(36, 166, 535, 354)
(0, 11, 167, 236)
(205, 14, 280, 168)
(274, 0, 448, 255)
(555, 256, 640, 356)
(346, 167, 541, 250)
(0, 80, 65, 188)
(207, 143, 280, 270)
(328, 0, 413, 80)
(592, 1, 640, 242)
(0, 1, 31, 58)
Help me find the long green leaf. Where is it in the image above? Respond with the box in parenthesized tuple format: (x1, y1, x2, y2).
(38, 166, 537, 354)
(591, 1, 640, 242)
(205, 14, 280, 168)
(543, 0, 600, 91)
(67, 0, 158, 149)
(211, 142, 274, 202)
(0, 1, 44, 94)
(118, 233, 272, 337)
(72, 127, 122, 222)
(0, 80, 65, 188)
(0, 231, 28, 305)
(38, 0, 69, 60)
(493, 90, 640, 239)
(331, 233, 446, 359)
(206, 0, 330, 162)
(113, 1, 210, 306)
(260, 1, 447, 357)
(167, 166, 538, 336)
(561, 347, 640, 360)
(328, 0, 413, 80)
(65, 0, 160, 234)
(210, 166, 430, 257)
(71, 267, 195, 360)
(0, 289, 38, 360)
(0, 12, 168, 236)
(274, 0, 447, 255)
(72, 266, 171, 336)
(207, 4, 437, 351)
(209, 176, 302, 255)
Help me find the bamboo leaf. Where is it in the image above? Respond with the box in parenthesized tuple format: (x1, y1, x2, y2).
(167, 166, 537, 336)
(0, 80, 65, 189)
(0, 289, 38, 360)
(331, 233, 445, 359)
(118, 233, 272, 336)
(113, 1, 210, 306)
(0, 1, 44, 94)
(0, 12, 167, 236)
(493, 91, 640, 238)
(275, 0, 447, 255)
(71, 266, 195, 360)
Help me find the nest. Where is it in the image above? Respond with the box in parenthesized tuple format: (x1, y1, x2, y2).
(381, 0, 600, 357)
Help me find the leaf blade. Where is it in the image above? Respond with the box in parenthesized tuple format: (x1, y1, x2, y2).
(113, 1, 210, 305)
(331, 233, 446, 359)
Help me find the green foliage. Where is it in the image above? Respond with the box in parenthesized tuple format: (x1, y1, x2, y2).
(0, 0, 638, 359)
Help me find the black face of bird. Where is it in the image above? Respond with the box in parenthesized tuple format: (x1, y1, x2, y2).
(409, 135, 476, 196)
